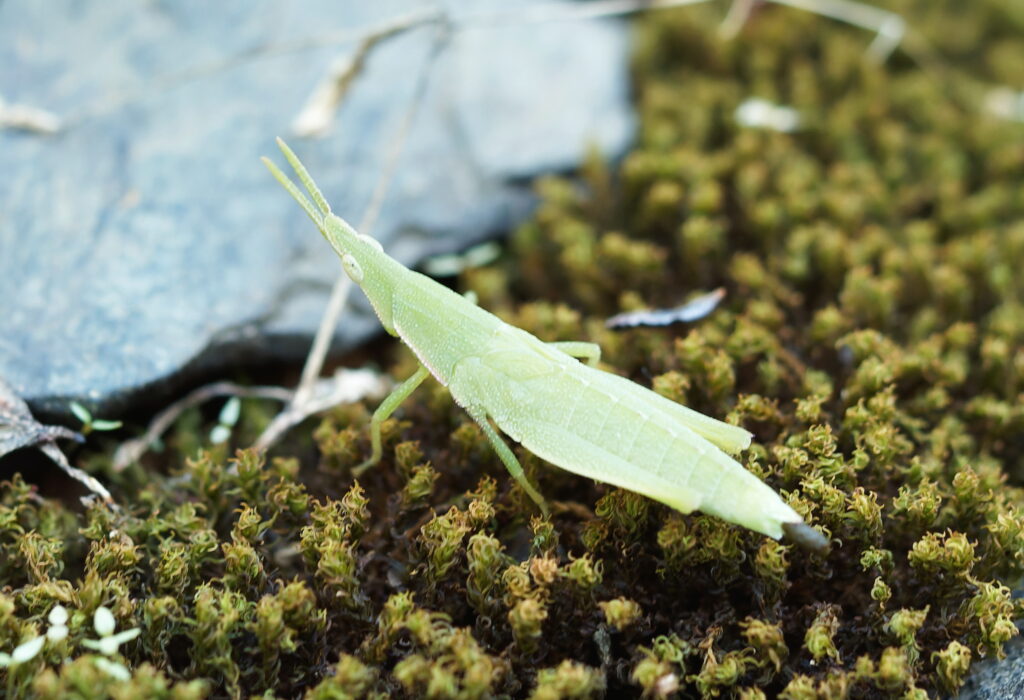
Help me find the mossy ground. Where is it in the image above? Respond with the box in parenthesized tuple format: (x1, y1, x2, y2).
(3, 1, 1024, 698)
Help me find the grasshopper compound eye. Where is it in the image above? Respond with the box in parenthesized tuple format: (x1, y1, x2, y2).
(341, 254, 364, 284)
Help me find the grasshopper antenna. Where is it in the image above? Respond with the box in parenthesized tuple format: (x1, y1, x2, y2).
(275, 137, 331, 216)
(261, 156, 323, 228)
(260, 137, 331, 228)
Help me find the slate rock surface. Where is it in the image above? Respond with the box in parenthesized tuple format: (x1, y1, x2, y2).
(956, 628, 1024, 700)
(0, 0, 633, 418)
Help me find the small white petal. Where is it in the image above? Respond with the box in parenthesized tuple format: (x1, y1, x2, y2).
(735, 97, 801, 133)
(48, 605, 69, 626)
(93, 657, 131, 681)
(11, 636, 45, 663)
(209, 425, 231, 444)
(47, 625, 68, 642)
(107, 628, 141, 646)
(98, 636, 119, 656)
(218, 397, 241, 427)
(0, 652, 12, 666)
(94, 607, 116, 637)
(70, 401, 92, 424)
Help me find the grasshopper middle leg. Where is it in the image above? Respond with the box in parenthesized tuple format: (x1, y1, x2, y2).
(465, 406, 549, 516)
(548, 341, 601, 367)
(353, 364, 430, 476)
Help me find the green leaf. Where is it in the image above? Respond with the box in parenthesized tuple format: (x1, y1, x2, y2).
(69, 401, 92, 424)
(218, 397, 241, 427)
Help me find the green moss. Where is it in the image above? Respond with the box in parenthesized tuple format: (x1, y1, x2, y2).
(3, 0, 1024, 697)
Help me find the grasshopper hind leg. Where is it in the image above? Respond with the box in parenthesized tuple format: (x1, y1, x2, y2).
(466, 407, 549, 516)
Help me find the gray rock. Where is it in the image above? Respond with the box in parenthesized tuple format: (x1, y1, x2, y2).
(0, 0, 633, 418)
(955, 614, 1024, 700)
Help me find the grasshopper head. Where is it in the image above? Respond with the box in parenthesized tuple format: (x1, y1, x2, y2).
(262, 138, 383, 279)
(263, 138, 397, 332)
(323, 213, 384, 285)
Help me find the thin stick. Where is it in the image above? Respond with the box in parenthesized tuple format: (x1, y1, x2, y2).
(292, 12, 443, 137)
(356, 24, 448, 238)
(253, 26, 449, 452)
(41, 444, 115, 506)
(772, 0, 904, 63)
(253, 368, 392, 452)
(458, 0, 711, 26)
(113, 382, 294, 471)
(298, 25, 446, 401)
(718, 0, 755, 39)
(58, 9, 444, 129)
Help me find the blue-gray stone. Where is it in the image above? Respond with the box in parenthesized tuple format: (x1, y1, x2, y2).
(955, 614, 1024, 700)
(0, 0, 633, 417)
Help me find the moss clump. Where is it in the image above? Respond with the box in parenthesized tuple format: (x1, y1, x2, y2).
(3, 0, 1024, 697)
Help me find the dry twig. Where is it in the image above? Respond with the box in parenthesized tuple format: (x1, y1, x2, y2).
(114, 370, 388, 470)
(0, 377, 111, 504)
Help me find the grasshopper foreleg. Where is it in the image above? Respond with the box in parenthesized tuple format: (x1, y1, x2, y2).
(466, 406, 549, 516)
(547, 341, 601, 367)
(353, 364, 430, 476)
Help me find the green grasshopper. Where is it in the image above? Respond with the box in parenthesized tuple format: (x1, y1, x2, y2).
(263, 139, 826, 551)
